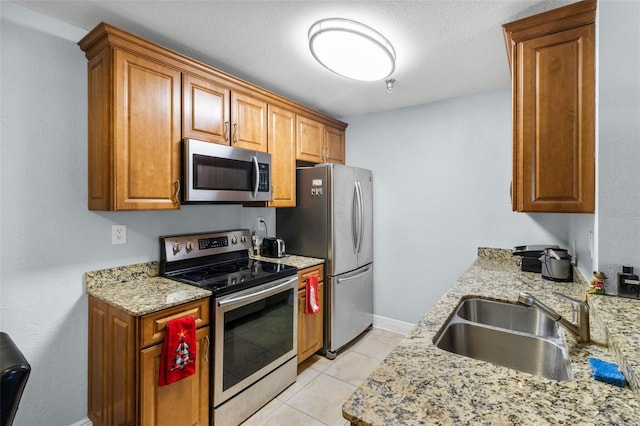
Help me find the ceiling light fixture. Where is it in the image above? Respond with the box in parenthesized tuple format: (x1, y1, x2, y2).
(308, 18, 396, 82)
(385, 79, 395, 94)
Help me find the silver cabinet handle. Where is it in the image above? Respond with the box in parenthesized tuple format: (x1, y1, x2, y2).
(203, 335, 210, 362)
(173, 180, 181, 205)
(232, 123, 238, 143)
(223, 120, 230, 142)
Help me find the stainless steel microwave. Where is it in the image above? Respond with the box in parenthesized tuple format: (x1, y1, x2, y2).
(183, 138, 272, 203)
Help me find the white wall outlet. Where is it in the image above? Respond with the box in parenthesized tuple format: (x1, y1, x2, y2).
(112, 224, 127, 245)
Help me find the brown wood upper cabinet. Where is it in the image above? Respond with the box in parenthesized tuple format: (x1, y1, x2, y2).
(183, 73, 268, 152)
(79, 23, 346, 210)
(268, 104, 297, 207)
(296, 115, 346, 165)
(503, 0, 596, 213)
(182, 74, 231, 145)
(324, 125, 346, 164)
(82, 43, 182, 211)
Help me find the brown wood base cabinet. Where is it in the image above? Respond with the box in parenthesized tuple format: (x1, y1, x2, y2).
(88, 296, 210, 426)
(297, 265, 324, 364)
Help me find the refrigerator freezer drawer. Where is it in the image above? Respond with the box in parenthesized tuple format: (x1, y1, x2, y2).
(330, 264, 373, 352)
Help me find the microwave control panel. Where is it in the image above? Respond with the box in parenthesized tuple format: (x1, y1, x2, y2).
(258, 163, 270, 192)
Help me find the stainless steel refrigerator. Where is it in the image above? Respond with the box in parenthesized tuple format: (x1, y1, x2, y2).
(277, 164, 373, 358)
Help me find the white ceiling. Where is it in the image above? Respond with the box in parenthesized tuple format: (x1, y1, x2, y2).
(16, 0, 574, 119)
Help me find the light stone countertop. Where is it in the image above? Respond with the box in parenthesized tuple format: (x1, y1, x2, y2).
(84, 254, 325, 316)
(251, 254, 325, 270)
(342, 248, 640, 425)
(85, 261, 211, 316)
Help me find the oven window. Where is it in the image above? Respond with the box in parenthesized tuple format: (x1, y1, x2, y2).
(222, 289, 294, 391)
(193, 154, 253, 191)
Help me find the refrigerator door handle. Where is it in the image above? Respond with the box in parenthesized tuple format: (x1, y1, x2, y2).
(352, 183, 359, 253)
(356, 181, 364, 254)
(336, 265, 372, 284)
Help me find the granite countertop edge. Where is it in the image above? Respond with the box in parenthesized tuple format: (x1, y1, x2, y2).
(342, 247, 640, 426)
(250, 254, 325, 269)
(84, 255, 324, 316)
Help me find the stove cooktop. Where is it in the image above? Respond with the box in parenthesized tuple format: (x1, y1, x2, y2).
(159, 229, 297, 297)
(165, 257, 296, 296)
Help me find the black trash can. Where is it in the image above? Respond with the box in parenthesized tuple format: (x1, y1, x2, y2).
(1, 332, 31, 426)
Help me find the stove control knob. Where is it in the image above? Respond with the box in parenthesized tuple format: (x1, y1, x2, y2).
(185, 241, 194, 253)
(240, 235, 247, 243)
(172, 243, 181, 255)
(231, 235, 238, 245)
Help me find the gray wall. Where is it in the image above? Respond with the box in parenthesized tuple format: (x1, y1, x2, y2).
(0, 7, 273, 425)
(343, 0, 640, 323)
(595, 0, 640, 291)
(343, 90, 572, 323)
(2, 1, 639, 425)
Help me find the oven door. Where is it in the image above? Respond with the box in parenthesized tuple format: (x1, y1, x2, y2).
(213, 275, 297, 406)
(183, 138, 271, 202)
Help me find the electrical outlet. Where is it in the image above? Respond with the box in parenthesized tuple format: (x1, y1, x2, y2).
(112, 225, 127, 245)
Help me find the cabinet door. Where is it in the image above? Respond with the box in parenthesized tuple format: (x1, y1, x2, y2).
(183, 73, 231, 145)
(513, 24, 595, 213)
(88, 297, 109, 425)
(297, 282, 324, 364)
(230, 91, 268, 152)
(296, 116, 324, 164)
(268, 105, 296, 207)
(88, 296, 136, 426)
(140, 326, 210, 426)
(324, 126, 345, 164)
(115, 50, 181, 210)
(110, 305, 136, 426)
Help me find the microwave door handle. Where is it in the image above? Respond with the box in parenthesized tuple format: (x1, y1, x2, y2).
(251, 155, 259, 198)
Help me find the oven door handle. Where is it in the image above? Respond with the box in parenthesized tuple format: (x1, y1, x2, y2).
(217, 276, 297, 307)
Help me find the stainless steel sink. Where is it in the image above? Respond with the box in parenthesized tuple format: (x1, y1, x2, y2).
(455, 298, 559, 337)
(433, 297, 572, 381)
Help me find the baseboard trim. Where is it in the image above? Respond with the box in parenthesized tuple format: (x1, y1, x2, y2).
(69, 418, 92, 426)
(373, 314, 416, 336)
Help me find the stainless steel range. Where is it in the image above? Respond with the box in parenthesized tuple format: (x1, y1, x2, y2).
(160, 229, 298, 426)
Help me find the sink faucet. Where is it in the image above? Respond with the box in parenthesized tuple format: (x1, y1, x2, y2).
(517, 292, 590, 343)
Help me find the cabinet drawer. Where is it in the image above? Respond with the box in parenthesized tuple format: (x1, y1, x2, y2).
(140, 299, 210, 347)
(298, 264, 324, 290)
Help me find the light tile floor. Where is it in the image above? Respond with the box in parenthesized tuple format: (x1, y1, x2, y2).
(242, 328, 406, 426)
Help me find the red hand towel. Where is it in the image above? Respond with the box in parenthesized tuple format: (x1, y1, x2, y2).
(305, 274, 320, 315)
(158, 316, 196, 386)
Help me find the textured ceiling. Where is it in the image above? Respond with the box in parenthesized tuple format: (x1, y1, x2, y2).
(15, 0, 574, 119)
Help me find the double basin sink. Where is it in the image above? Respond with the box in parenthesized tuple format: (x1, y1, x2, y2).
(433, 297, 572, 381)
